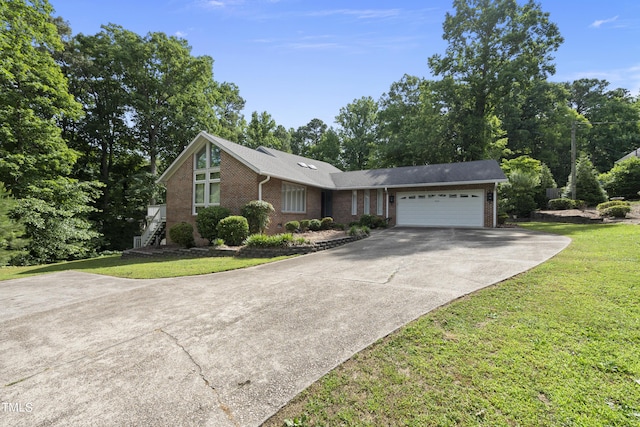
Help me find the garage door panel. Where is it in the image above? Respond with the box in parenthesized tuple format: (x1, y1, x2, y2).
(397, 190, 483, 227)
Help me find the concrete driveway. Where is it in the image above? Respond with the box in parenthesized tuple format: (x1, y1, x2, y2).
(0, 228, 569, 426)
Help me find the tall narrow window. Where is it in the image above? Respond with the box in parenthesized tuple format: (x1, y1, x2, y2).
(364, 190, 370, 215)
(194, 142, 221, 214)
(351, 190, 358, 215)
(377, 189, 383, 215)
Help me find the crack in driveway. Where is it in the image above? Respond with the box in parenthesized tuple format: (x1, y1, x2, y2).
(158, 329, 240, 427)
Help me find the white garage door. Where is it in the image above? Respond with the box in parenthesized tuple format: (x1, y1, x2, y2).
(396, 190, 484, 227)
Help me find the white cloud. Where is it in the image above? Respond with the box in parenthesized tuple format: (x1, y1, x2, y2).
(175, 31, 187, 38)
(307, 9, 401, 20)
(197, 0, 244, 9)
(590, 16, 619, 28)
(563, 64, 640, 95)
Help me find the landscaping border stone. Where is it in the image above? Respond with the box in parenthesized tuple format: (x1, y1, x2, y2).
(121, 234, 368, 260)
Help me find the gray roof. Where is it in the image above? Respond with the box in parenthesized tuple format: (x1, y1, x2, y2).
(331, 160, 506, 189)
(158, 132, 506, 189)
(615, 148, 640, 163)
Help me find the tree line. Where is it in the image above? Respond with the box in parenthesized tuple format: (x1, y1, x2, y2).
(1, 0, 639, 265)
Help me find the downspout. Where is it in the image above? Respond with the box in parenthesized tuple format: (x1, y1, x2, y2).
(493, 182, 498, 228)
(258, 175, 271, 201)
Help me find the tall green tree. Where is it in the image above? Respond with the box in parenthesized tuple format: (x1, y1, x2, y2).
(567, 79, 640, 172)
(499, 81, 577, 183)
(0, 0, 82, 195)
(291, 118, 328, 157)
(562, 154, 607, 205)
(108, 25, 219, 176)
(245, 111, 281, 149)
(375, 75, 453, 167)
(428, 0, 563, 160)
(0, 183, 28, 265)
(0, 0, 102, 264)
(309, 128, 342, 168)
(213, 81, 246, 143)
(336, 96, 379, 170)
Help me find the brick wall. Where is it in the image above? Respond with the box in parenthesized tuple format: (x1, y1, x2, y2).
(261, 177, 323, 234)
(165, 154, 206, 245)
(220, 152, 259, 215)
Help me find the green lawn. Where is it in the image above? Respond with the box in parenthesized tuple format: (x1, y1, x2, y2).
(265, 223, 640, 427)
(0, 254, 290, 281)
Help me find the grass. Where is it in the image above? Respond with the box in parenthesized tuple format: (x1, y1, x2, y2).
(0, 254, 290, 280)
(265, 223, 640, 427)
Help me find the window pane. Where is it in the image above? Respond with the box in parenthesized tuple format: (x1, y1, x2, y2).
(209, 182, 220, 204)
(210, 146, 221, 167)
(352, 190, 357, 215)
(210, 171, 220, 180)
(196, 147, 207, 169)
(195, 183, 205, 204)
(195, 173, 206, 181)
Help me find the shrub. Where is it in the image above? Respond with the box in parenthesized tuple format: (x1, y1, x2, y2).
(597, 200, 631, 218)
(285, 221, 300, 233)
(211, 238, 224, 247)
(348, 225, 370, 238)
(244, 233, 296, 248)
(169, 222, 195, 248)
(499, 169, 540, 217)
(241, 200, 275, 234)
(216, 216, 249, 246)
(357, 214, 387, 229)
(299, 220, 310, 232)
(195, 206, 231, 243)
(599, 205, 631, 218)
(600, 157, 640, 200)
(308, 219, 322, 231)
(597, 200, 631, 211)
(320, 217, 334, 230)
(562, 155, 607, 206)
(548, 198, 578, 210)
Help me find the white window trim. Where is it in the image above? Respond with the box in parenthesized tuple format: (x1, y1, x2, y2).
(193, 142, 221, 214)
(364, 189, 370, 215)
(351, 190, 358, 215)
(282, 182, 307, 213)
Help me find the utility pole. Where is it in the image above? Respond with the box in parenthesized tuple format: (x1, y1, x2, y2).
(570, 121, 577, 200)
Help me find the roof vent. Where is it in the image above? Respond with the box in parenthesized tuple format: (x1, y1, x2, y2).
(308, 164, 317, 170)
(297, 162, 308, 168)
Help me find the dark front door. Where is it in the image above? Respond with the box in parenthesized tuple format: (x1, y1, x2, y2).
(321, 190, 333, 218)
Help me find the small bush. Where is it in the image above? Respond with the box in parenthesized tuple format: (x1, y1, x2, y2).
(320, 217, 334, 230)
(348, 225, 370, 238)
(244, 233, 296, 248)
(308, 219, 322, 231)
(358, 214, 387, 229)
(547, 198, 584, 210)
(241, 200, 275, 234)
(599, 205, 631, 218)
(597, 200, 631, 218)
(300, 219, 310, 232)
(211, 238, 224, 247)
(597, 200, 630, 211)
(358, 214, 376, 228)
(285, 221, 300, 233)
(196, 206, 231, 243)
(216, 216, 249, 246)
(169, 222, 195, 248)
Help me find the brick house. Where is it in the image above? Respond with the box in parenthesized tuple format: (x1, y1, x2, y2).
(141, 132, 507, 246)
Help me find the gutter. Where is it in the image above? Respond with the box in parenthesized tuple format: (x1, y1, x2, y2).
(258, 175, 271, 201)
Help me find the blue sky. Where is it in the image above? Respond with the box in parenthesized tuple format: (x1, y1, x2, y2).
(51, 0, 640, 130)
